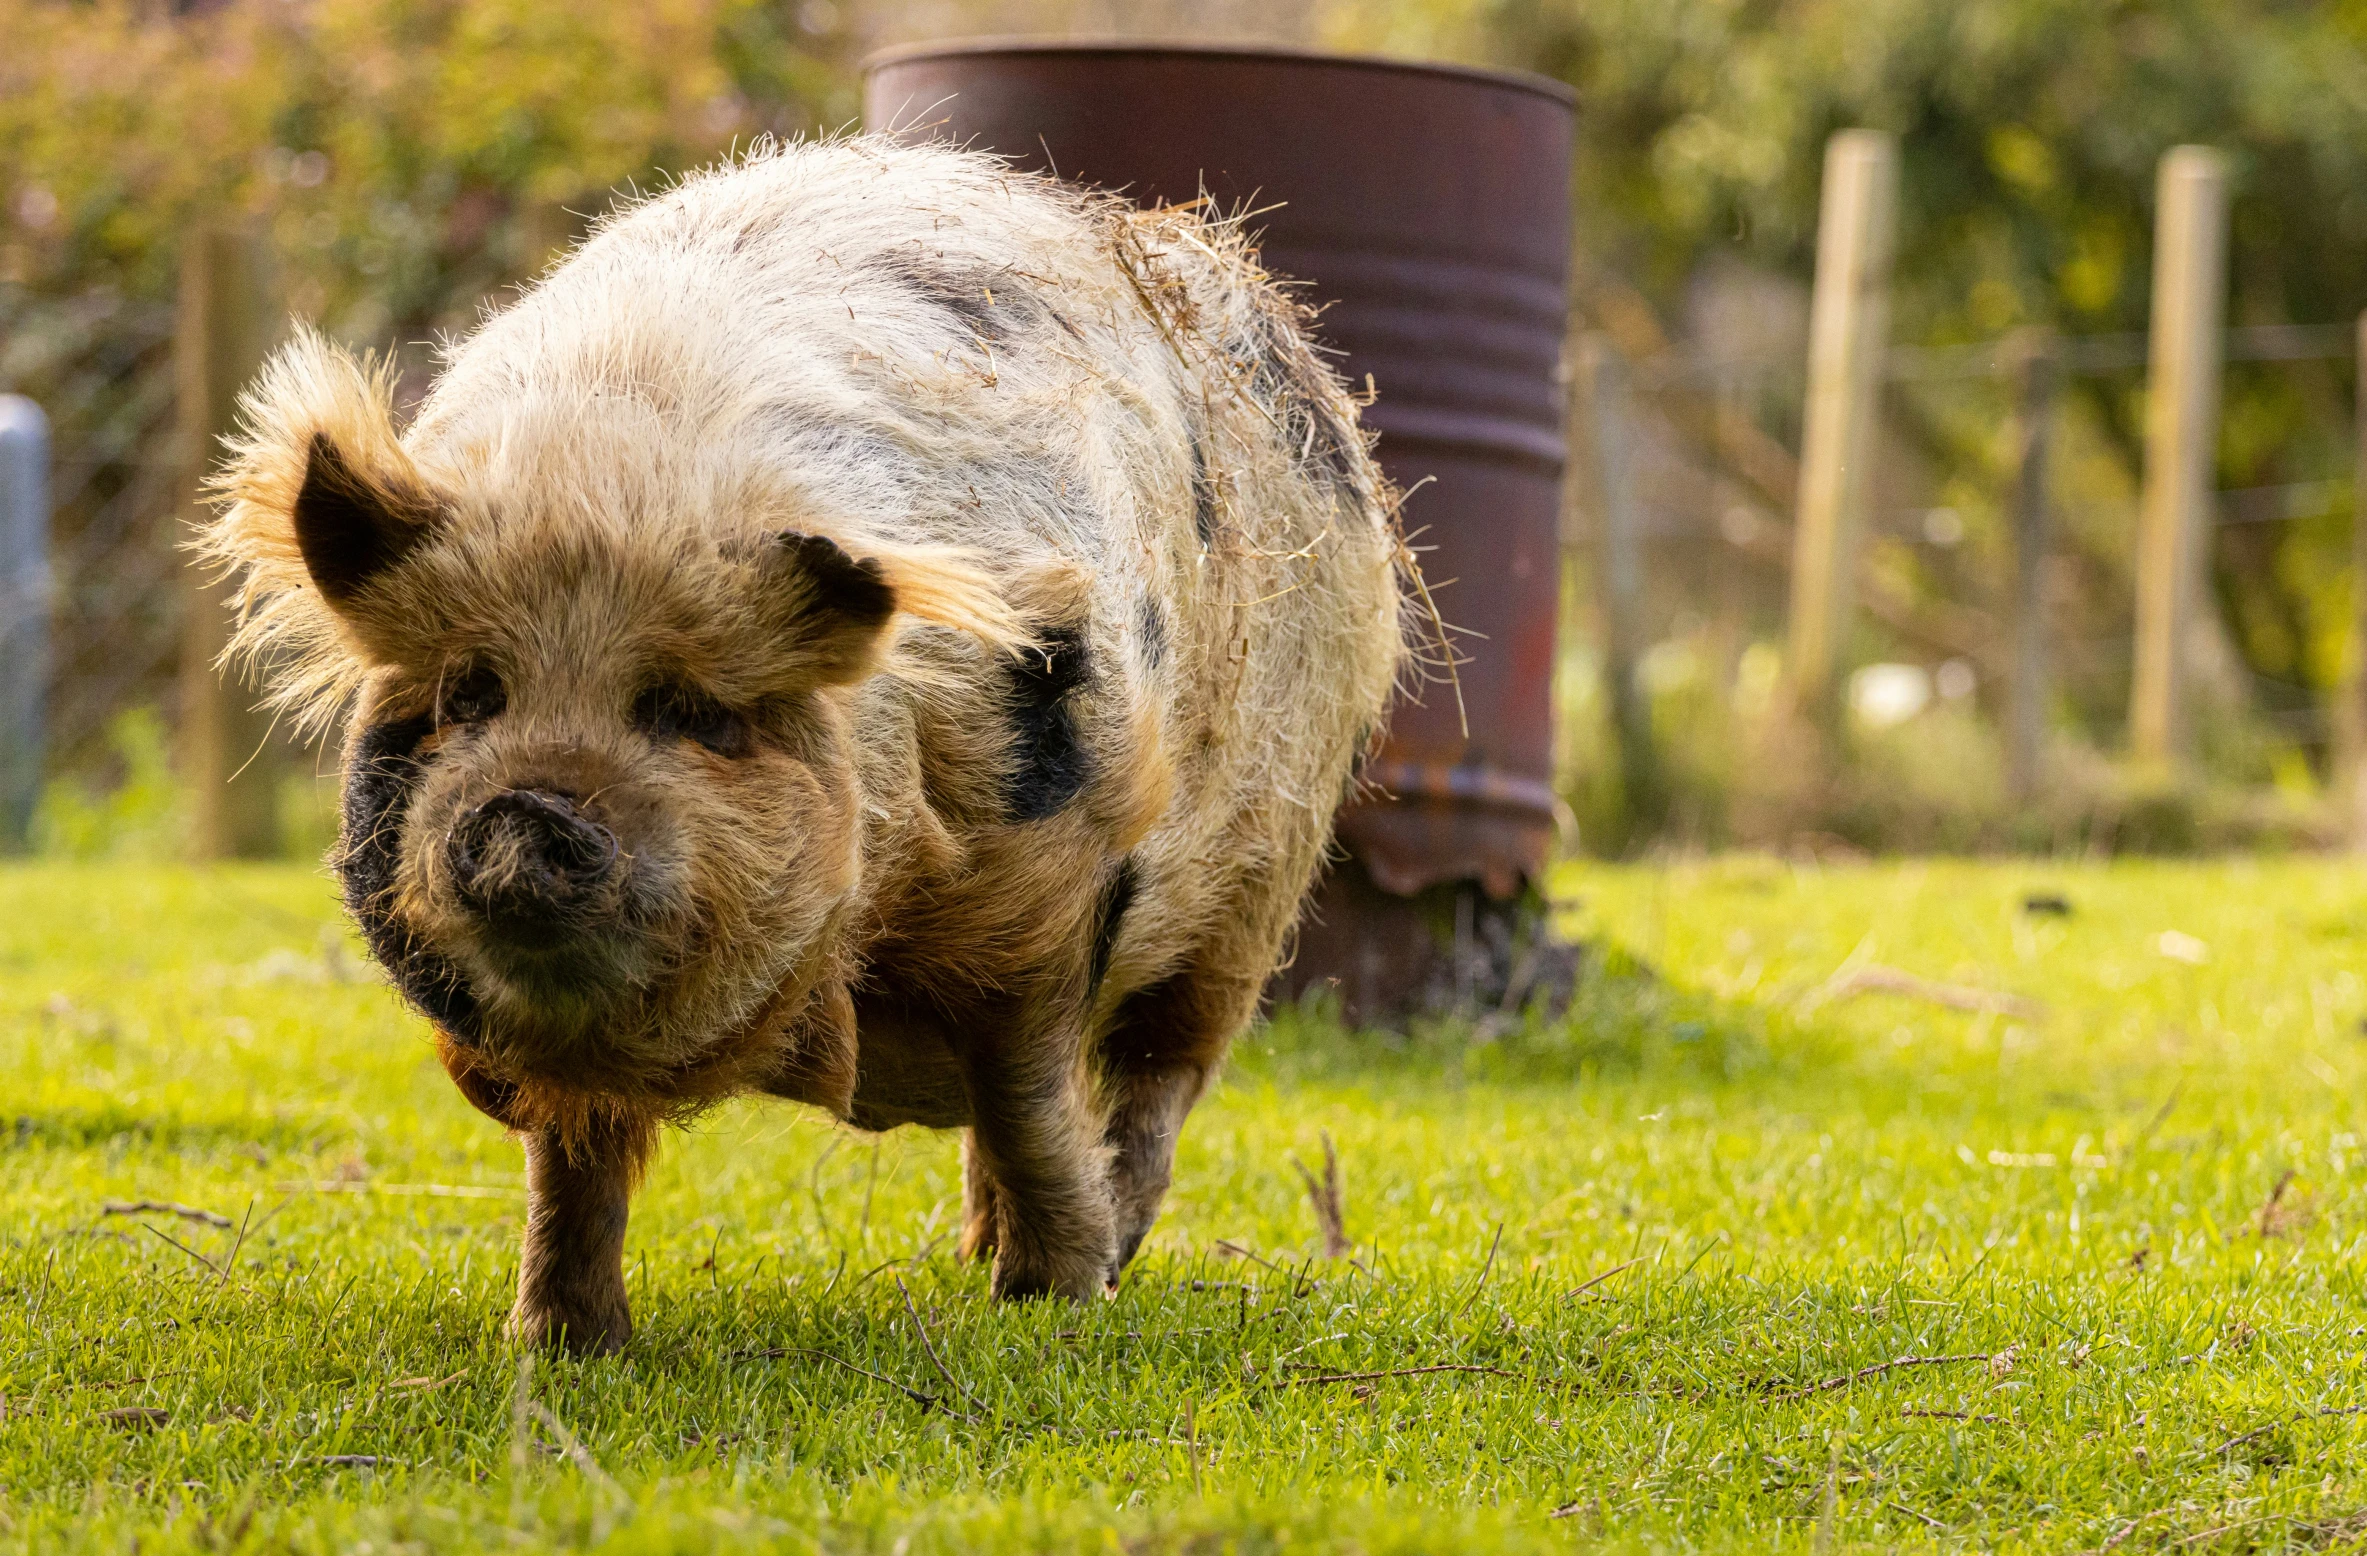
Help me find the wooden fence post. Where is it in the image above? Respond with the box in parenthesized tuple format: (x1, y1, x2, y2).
(1788, 129, 1898, 714)
(2346, 309, 2367, 849)
(2005, 329, 2059, 803)
(1577, 333, 1661, 834)
(178, 221, 286, 859)
(0, 395, 50, 852)
(2129, 146, 2230, 768)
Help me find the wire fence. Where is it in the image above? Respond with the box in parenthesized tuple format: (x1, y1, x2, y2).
(2, 271, 2360, 854)
(1578, 317, 2360, 759)
(0, 288, 182, 779)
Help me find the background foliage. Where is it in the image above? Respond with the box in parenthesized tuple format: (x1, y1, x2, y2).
(5, 0, 2367, 850)
(1, 0, 854, 344)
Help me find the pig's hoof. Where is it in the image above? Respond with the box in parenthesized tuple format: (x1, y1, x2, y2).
(509, 1298, 631, 1356)
(989, 1252, 1111, 1303)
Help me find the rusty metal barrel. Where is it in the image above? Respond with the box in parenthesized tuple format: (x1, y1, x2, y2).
(864, 44, 1576, 1021)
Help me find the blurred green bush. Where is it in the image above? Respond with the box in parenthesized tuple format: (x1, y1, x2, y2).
(7, 0, 2367, 855)
(0, 0, 858, 344)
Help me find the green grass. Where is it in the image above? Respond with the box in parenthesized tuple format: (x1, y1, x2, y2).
(6, 857, 2367, 1553)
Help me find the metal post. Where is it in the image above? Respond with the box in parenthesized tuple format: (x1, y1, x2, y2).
(1578, 333, 1660, 836)
(2130, 146, 2230, 767)
(2005, 329, 2058, 804)
(0, 396, 50, 851)
(178, 222, 286, 859)
(1788, 129, 1898, 713)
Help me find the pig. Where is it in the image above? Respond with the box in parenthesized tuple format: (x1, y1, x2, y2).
(203, 136, 1406, 1354)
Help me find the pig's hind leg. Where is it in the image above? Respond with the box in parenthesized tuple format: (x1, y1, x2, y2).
(957, 1128, 1004, 1262)
(1098, 964, 1257, 1278)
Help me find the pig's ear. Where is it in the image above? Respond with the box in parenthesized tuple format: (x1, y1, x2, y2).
(757, 532, 898, 685)
(198, 328, 444, 736)
(288, 431, 443, 605)
(759, 530, 1031, 683)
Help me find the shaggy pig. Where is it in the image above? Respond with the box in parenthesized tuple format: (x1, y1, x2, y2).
(204, 138, 1405, 1353)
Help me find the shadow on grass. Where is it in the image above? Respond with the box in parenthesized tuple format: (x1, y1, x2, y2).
(1247, 935, 1851, 1098)
(7, 1104, 318, 1155)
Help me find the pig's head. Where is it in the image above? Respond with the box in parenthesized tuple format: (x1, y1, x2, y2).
(204, 332, 1022, 1117)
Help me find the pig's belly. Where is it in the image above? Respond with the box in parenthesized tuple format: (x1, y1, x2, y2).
(844, 999, 972, 1131)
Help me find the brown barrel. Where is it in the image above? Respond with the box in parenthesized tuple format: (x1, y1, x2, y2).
(863, 44, 1575, 1019)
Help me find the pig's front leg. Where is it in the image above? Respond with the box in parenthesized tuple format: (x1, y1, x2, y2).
(509, 1115, 646, 1355)
(960, 1002, 1115, 1300)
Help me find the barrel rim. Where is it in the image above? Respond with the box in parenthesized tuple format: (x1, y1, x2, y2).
(861, 38, 1578, 112)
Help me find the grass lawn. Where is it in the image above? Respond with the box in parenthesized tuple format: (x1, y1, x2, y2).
(6, 856, 2367, 1553)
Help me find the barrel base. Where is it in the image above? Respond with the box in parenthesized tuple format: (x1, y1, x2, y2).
(1273, 858, 1580, 1030)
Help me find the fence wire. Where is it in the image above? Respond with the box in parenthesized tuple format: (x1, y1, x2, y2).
(1, 287, 182, 779)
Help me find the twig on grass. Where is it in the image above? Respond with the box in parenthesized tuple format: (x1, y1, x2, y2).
(273, 1180, 519, 1200)
(807, 1136, 841, 1241)
(217, 1199, 255, 1285)
(528, 1402, 621, 1495)
(1279, 1364, 1520, 1387)
(1814, 1440, 1841, 1553)
(102, 1199, 230, 1229)
(101, 1407, 170, 1428)
(1810, 964, 2046, 1019)
(847, 1231, 954, 1293)
(1565, 1259, 1644, 1301)
(73, 1373, 185, 1392)
(2135, 1080, 2186, 1150)
(1764, 1353, 1996, 1404)
(1455, 1222, 1505, 1319)
(509, 1352, 535, 1505)
(1902, 1408, 2000, 1423)
(138, 1220, 223, 1277)
(2250, 1169, 2311, 1238)
(898, 1275, 987, 1420)
(1292, 1134, 1350, 1259)
(2202, 1420, 2285, 1460)
(1214, 1240, 1295, 1279)
(2195, 1401, 2367, 1460)
(1184, 1398, 1202, 1495)
(2098, 1508, 2169, 1552)
(2169, 1512, 2283, 1549)
(1884, 1500, 1943, 1529)
(741, 1347, 945, 1414)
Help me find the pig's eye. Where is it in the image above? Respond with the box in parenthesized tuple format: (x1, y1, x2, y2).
(632, 682, 752, 759)
(438, 664, 506, 726)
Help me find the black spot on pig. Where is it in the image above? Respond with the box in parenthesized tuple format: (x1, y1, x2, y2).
(1137, 596, 1168, 670)
(338, 714, 482, 1043)
(872, 249, 1036, 344)
(1003, 624, 1092, 822)
(1190, 435, 1218, 549)
(1088, 855, 1139, 996)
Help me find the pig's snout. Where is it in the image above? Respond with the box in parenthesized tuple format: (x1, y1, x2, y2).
(447, 788, 620, 943)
